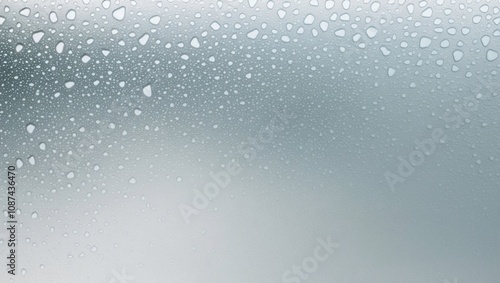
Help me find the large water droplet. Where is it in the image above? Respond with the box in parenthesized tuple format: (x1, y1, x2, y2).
(112, 6, 126, 21)
(20, 8, 31, 17)
(143, 85, 152, 97)
(149, 15, 161, 25)
(49, 11, 58, 23)
(32, 31, 45, 43)
(486, 50, 498, 62)
(190, 37, 201, 48)
(419, 37, 432, 48)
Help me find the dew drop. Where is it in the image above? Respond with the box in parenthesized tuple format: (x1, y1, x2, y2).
(81, 54, 91, 63)
(210, 22, 221, 30)
(65, 81, 75, 89)
(486, 50, 498, 62)
(20, 8, 31, 17)
(102, 0, 110, 9)
(481, 35, 490, 47)
(32, 31, 45, 43)
(190, 37, 201, 48)
(452, 50, 464, 62)
(28, 156, 35, 165)
(143, 85, 152, 97)
(246, 29, 259, 39)
(26, 123, 35, 133)
(149, 15, 161, 25)
(304, 14, 315, 25)
(365, 26, 378, 38)
(139, 33, 150, 45)
(66, 9, 76, 20)
(56, 41, 64, 53)
(49, 11, 58, 23)
(112, 6, 126, 21)
(419, 37, 432, 48)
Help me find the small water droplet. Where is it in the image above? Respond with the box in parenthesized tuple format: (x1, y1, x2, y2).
(26, 123, 35, 133)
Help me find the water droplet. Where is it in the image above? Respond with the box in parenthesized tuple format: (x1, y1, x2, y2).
(149, 15, 161, 25)
(486, 50, 498, 62)
(102, 0, 110, 9)
(371, 2, 380, 12)
(31, 212, 38, 219)
(190, 37, 200, 48)
(421, 7, 433, 18)
(365, 26, 378, 38)
(16, 159, 23, 168)
(49, 11, 58, 23)
(112, 6, 126, 21)
(28, 156, 35, 165)
(210, 22, 221, 30)
(419, 37, 432, 48)
(56, 41, 64, 53)
(139, 33, 150, 45)
(81, 54, 91, 63)
(452, 50, 464, 62)
(246, 29, 259, 39)
(26, 123, 35, 133)
(67, 171, 75, 179)
(143, 85, 152, 97)
(20, 8, 31, 17)
(481, 35, 490, 47)
(388, 68, 395, 77)
(129, 177, 136, 184)
(66, 9, 76, 20)
(304, 14, 315, 25)
(65, 81, 75, 89)
(32, 31, 45, 43)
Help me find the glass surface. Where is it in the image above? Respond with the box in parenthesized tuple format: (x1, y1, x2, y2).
(0, 1, 499, 282)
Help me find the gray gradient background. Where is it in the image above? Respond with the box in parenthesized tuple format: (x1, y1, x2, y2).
(0, 0, 499, 282)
